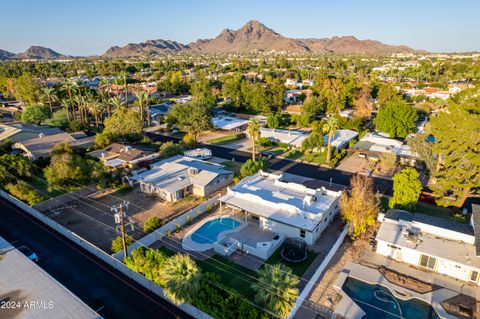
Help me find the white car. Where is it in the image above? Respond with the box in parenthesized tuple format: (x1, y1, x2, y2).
(17, 245, 40, 262)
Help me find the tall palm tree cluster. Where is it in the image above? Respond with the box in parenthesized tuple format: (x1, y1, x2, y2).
(40, 78, 152, 130)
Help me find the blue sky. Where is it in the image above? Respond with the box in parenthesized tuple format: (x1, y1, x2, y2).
(1, 0, 479, 56)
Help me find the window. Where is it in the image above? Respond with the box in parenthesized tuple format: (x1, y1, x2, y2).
(470, 271, 479, 283)
(300, 230, 305, 238)
(419, 254, 437, 270)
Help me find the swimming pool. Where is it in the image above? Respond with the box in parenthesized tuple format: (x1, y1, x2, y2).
(342, 277, 440, 319)
(191, 217, 241, 244)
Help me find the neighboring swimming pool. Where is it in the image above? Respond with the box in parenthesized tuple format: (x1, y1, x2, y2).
(191, 217, 241, 244)
(342, 277, 440, 319)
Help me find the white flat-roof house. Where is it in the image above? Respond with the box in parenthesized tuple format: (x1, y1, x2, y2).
(376, 209, 480, 285)
(323, 129, 359, 149)
(219, 171, 342, 245)
(211, 115, 249, 132)
(130, 155, 233, 202)
(259, 128, 309, 149)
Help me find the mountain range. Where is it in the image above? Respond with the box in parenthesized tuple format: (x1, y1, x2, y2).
(0, 46, 70, 60)
(1, 20, 418, 60)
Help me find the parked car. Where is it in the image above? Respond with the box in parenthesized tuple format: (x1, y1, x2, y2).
(260, 151, 276, 159)
(17, 246, 40, 262)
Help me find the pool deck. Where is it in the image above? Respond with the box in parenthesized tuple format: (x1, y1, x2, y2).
(181, 215, 246, 252)
(334, 262, 459, 319)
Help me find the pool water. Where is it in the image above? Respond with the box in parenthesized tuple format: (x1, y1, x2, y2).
(342, 277, 440, 319)
(191, 217, 241, 244)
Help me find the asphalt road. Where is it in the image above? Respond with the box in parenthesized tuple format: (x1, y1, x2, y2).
(146, 132, 393, 195)
(0, 199, 192, 319)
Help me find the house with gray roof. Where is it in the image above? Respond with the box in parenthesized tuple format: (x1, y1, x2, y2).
(130, 155, 233, 202)
(0, 122, 62, 143)
(13, 132, 94, 160)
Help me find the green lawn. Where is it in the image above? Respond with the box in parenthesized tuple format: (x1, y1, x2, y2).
(263, 243, 318, 278)
(380, 196, 466, 223)
(207, 135, 241, 145)
(156, 242, 318, 300)
(197, 255, 258, 299)
(286, 149, 328, 164)
(259, 145, 287, 156)
(157, 246, 257, 299)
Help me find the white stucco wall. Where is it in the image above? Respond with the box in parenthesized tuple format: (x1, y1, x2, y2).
(376, 239, 480, 284)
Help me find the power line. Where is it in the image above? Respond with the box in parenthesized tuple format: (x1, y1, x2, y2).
(0, 163, 336, 318)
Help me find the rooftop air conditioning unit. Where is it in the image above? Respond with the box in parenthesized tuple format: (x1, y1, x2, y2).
(188, 167, 199, 175)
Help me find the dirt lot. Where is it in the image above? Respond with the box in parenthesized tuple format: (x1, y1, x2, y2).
(336, 154, 368, 173)
(44, 187, 203, 252)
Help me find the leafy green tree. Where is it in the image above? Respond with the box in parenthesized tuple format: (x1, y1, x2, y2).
(223, 75, 244, 111)
(251, 263, 299, 319)
(12, 73, 41, 105)
(323, 117, 339, 163)
(240, 158, 268, 178)
(5, 181, 45, 205)
(100, 107, 143, 143)
(157, 141, 186, 159)
(376, 83, 401, 107)
(124, 246, 167, 285)
(429, 90, 480, 206)
(163, 254, 202, 305)
(266, 113, 282, 128)
(44, 143, 105, 191)
(0, 154, 34, 184)
(407, 134, 436, 173)
(111, 235, 134, 254)
(389, 168, 422, 211)
(320, 78, 345, 114)
(290, 114, 311, 128)
(301, 131, 324, 153)
(167, 100, 213, 140)
(302, 95, 325, 118)
(247, 118, 261, 161)
(191, 78, 216, 107)
(143, 216, 163, 233)
(374, 100, 417, 138)
(20, 105, 51, 125)
(340, 174, 380, 238)
(45, 108, 69, 128)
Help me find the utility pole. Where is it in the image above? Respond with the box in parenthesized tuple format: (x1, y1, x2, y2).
(111, 201, 130, 259)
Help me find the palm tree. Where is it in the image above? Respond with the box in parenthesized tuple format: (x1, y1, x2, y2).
(62, 80, 75, 121)
(123, 72, 128, 107)
(251, 263, 299, 319)
(247, 118, 261, 161)
(41, 87, 58, 113)
(87, 98, 105, 128)
(323, 117, 339, 163)
(60, 99, 71, 122)
(162, 254, 202, 305)
(134, 91, 146, 125)
(109, 96, 123, 116)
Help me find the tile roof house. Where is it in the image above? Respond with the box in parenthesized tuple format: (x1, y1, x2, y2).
(130, 155, 233, 202)
(13, 132, 94, 160)
(87, 143, 158, 169)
